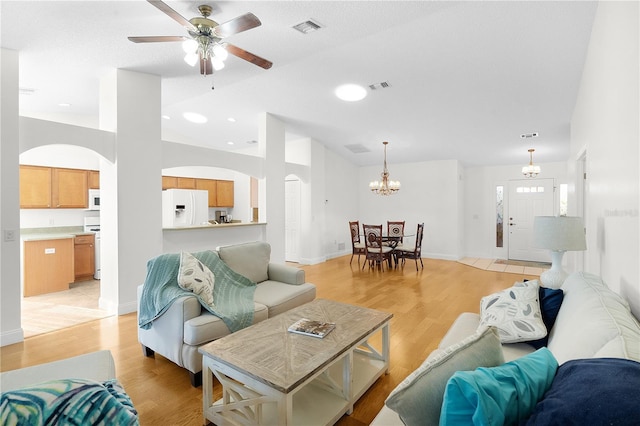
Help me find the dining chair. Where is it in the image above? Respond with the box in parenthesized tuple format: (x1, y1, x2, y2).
(362, 224, 394, 271)
(396, 223, 425, 270)
(385, 221, 406, 248)
(349, 221, 366, 265)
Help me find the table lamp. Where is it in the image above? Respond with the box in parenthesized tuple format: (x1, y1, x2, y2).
(533, 216, 586, 289)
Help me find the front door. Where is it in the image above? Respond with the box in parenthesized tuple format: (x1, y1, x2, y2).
(508, 179, 554, 262)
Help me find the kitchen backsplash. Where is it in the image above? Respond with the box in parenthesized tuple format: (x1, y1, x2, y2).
(20, 209, 99, 229)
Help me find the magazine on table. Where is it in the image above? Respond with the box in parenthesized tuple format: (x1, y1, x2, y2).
(288, 318, 336, 338)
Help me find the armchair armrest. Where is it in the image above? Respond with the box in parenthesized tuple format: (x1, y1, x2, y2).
(267, 263, 305, 285)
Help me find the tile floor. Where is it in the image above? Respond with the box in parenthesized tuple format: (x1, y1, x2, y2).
(21, 279, 111, 338)
(458, 257, 549, 277)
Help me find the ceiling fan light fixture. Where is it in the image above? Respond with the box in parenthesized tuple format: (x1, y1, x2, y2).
(182, 39, 198, 54)
(213, 44, 228, 61)
(211, 57, 225, 71)
(184, 52, 199, 67)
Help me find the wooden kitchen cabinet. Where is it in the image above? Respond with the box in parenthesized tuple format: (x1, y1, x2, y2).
(23, 238, 74, 296)
(74, 234, 95, 282)
(216, 180, 234, 207)
(162, 176, 178, 190)
(20, 165, 52, 208)
(177, 177, 197, 189)
(195, 179, 218, 207)
(88, 170, 100, 189)
(165, 176, 234, 207)
(162, 176, 196, 190)
(53, 168, 88, 208)
(20, 165, 89, 209)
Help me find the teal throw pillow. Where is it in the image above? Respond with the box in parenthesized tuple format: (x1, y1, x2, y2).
(439, 347, 558, 426)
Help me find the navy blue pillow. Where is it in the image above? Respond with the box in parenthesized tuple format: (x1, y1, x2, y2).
(524, 358, 640, 425)
(527, 287, 563, 349)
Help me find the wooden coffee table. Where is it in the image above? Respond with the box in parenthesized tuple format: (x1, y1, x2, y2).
(199, 298, 393, 426)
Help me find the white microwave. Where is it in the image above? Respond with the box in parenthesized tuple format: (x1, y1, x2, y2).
(88, 189, 100, 210)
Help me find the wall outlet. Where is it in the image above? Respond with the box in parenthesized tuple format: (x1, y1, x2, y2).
(3, 230, 16, 242)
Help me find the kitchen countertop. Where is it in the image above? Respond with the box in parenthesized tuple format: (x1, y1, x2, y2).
(163, 222, 266, 231)
(20, 226, 95, 241)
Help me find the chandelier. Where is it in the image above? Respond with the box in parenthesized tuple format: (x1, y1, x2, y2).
(522, 148, 541, 178)
(369, 141, 401, 195)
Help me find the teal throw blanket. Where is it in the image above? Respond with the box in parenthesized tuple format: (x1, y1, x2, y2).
(138, 250, 256, 333)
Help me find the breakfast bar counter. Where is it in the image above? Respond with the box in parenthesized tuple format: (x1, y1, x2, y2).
(162, 222, 267, 254)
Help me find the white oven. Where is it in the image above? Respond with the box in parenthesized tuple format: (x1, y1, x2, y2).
(88, 189, 100, 210)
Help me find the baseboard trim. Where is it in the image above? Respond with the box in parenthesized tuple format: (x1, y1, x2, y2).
(1, 328, 25, 347)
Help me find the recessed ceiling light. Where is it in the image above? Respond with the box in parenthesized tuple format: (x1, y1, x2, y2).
(227, 117, 236, 123)
(335, 84, 367, 102)
(183, 112, 207, 124)
(227, 141, 234, 145)
(162, 115, 171, 120)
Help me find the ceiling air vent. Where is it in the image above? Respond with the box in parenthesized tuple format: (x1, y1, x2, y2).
(344, 144, 370, 154)
(369, 81, 391, 91)
(292, 19, 323, 34)
(520, 132, 539, 139)
(246, 140, 258, 145)
(19, 87, 36, 95)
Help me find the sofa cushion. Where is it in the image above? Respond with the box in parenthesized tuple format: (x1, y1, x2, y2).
(478, 280, 547, 343)
(253, 281, 317, 317)
(440, 348, 557, 426)
(218, 241, 270, 283)
(525, 358, 640, 425)
(527, 287, 564, 349)
(184, 302, 269, 346)
(384, 327, 504, 426)
(178, 251, 215, 307)
(548, 272, 640, 363)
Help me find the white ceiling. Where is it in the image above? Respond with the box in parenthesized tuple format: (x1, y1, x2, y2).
(1, 1, 598, 167)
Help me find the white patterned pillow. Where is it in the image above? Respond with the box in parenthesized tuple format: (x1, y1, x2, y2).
(478, 280, 546, 343)
(178, 251, 215, 307)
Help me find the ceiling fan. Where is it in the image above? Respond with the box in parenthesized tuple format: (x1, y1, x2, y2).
(128, 0, 272, 76)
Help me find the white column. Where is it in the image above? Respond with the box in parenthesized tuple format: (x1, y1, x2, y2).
(0, 48, 24, 346)
(99, 69, 163, 314)
(258, 113, 286, 263)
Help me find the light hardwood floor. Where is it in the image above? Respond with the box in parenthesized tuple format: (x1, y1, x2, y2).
(1, 255, 537, 425)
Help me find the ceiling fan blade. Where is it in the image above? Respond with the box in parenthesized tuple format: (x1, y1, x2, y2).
(200, 53, 213, 76)
(128, 35, 189, 43)
(147, 0, 197, 33)
(225, 43, 272, 69)
(213, 13, 261, 38)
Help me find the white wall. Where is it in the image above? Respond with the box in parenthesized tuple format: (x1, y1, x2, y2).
(1, 48, 23, 346)
(358, 159, 463, 260)
(570, 1, 639, 315)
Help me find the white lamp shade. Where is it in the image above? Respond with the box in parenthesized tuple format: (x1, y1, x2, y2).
(533, 216, 586, 251)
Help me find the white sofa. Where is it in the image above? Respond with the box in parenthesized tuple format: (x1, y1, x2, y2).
(372, 272, 640, 425)
(0, 350, 116, 392)
(137, 241, 316, 387)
